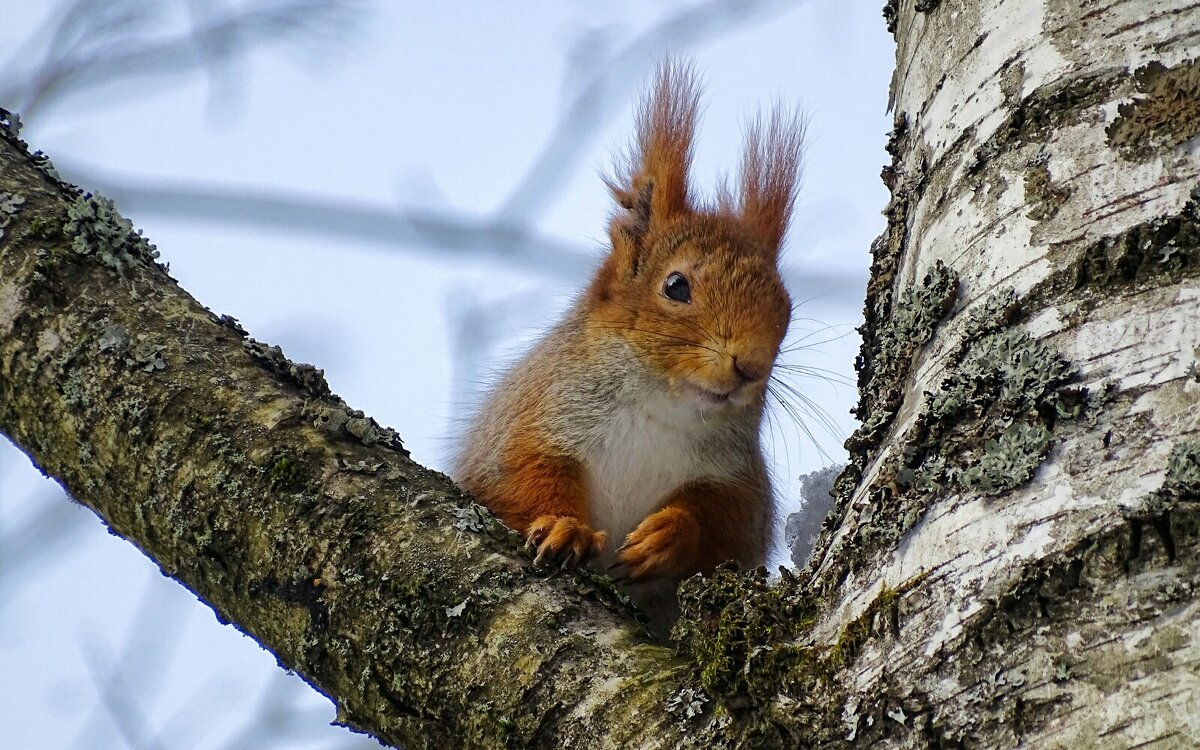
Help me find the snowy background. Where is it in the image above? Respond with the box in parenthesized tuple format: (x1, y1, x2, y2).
(0, 1, 893, 747)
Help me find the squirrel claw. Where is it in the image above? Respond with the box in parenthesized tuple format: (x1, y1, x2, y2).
(525, 515, 607, 569)
(607, 560, 634, 585)
(614, 506, 700, 582)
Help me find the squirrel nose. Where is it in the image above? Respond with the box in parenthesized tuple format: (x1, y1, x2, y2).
(732, 355, 767, 383)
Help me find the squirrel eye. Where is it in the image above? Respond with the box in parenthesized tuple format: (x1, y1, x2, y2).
(663, 271, 691, 303)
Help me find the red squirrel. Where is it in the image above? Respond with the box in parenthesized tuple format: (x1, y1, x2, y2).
(455, 60, 802, 629)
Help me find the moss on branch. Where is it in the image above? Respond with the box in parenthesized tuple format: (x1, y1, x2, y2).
(0, 124, 692, 750)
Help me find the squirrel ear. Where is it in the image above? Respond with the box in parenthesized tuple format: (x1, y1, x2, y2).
(606, 179, 654, 276)
(607, 59, 701, 246)
(737, 107, 806, 258)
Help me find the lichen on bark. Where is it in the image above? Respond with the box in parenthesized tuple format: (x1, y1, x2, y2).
(1106, 58, 1200, 160)
(64, 192, 161, 275)
(0, 124, 694, 750)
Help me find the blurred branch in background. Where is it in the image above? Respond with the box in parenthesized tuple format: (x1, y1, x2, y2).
(445, 289, 552, 427)
(0, 0, 362, 124)
(58, 167, 599, 278)
(2, 0, 862, 299)
(80, 648, 168, 750)
(53, 164, 865, 301)
(496, 0, 795, 223)
(71, 580, 185, 750)
(0, 484, 88, 597)
(215, 671, 379, 750)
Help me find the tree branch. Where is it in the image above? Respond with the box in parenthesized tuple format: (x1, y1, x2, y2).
(0, 129, 694, 749)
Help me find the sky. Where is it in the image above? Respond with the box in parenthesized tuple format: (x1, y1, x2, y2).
(0, 1, 895, 747)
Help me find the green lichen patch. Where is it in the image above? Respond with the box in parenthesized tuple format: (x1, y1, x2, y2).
(1152, 440, 1200, 508)
(674, 568, 925, 746)
(955, 419, 1051, 494)
(666, 686, 709, 722)
(96, 323, 129, 353)
(1064, 186, 1200, 296)
(267, 454, 304, 491)
(850, 114, 943, 465)
(882, 0, 899, 34)
(216, 313, 248, 338)
(813, 113, 932, 581)
(1165, 440, 1200, 493)
(27, 214, 61, 240)
(847, 260, 959, 461)
(819, 293, 1083, 589)
(863, 111, 915, 353)
(94, 322, 169, 372)
(244, 338, 331, 399)
(301, 399, 407, 454)
(673, 565, 820, 707)
(64, 193, 160, 276)
(897, 296, 1081, 498)
(880, 0, 939, 35)
(865, 121, 915, 346)
(1024, 161, 1071, 221)
(0, 107, 20, 134)
(0, 109, 70, 190)
(0, 192, 24, 241)
(970, 69, 1124, 175)
(1106, 59, 1200, 160)
(673, 566, 837, 744)
(131, 336, 168, 372)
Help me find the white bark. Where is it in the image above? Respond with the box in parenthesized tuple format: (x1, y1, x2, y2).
(805, 0, 1200, 745)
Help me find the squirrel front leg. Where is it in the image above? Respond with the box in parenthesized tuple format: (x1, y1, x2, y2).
(615, 480, 765, 582)
(480, 446, 608, 566)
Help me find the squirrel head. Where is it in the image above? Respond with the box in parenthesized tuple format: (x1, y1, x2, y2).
(587, 60, 803, 413)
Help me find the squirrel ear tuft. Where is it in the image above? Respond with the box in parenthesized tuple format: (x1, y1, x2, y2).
(607, 59, 701, 239)
(738, 107, 806, 258)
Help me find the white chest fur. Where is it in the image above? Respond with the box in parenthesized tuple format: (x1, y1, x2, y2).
(582, 392, 726, 556)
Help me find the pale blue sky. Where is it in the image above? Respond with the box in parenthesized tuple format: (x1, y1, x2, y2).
(0, 2, 894, 746)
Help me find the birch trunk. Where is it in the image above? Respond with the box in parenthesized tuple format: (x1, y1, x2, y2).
(1, 1, 1199, 747)
(807, 0, 1200, 745)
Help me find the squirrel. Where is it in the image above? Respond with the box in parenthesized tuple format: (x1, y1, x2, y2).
(455, 60, 802, 633)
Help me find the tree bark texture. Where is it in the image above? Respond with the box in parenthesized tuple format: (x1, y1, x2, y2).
(2, 1, 1200, 747)
(0, 123, 692, 749)
(813, 0, 1200, 745)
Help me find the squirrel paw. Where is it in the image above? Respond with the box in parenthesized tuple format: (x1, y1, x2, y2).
(525, 515, 608, 566)
(613, 507, 700, 583)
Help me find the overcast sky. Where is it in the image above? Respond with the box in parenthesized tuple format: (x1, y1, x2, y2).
(0, 2, 894, 747)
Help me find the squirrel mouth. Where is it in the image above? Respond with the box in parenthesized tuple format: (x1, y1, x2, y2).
(684, 381, 736, 405)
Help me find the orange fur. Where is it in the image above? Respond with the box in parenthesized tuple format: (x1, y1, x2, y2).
(737, 109, 807, 254)
(456, 59, 804, 629)
(607, 60, 700, 236)
(472, 427, 608, 564)
(616, 478, 769, 582)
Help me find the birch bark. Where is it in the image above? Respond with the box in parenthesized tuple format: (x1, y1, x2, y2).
(805, 0, 1200, 745)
